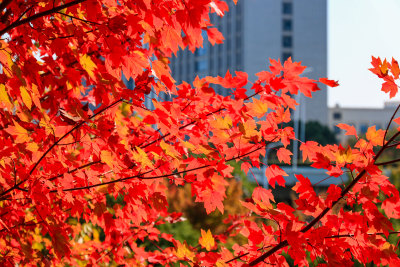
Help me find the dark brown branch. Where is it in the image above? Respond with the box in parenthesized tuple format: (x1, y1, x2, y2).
(139, 86, 266, 150)
(49, 29, 94, 40)
(139, 107, 225, 150)
(0, 0, 87, 36)
(40, 51, 96, 78)
(0, 0, 12, 15)
(326, 231, 400, 239)
(48, 160, 102, 182)
(383, 103, 400, 146)
(52, 145, 266, 193)
(247, 126, 400, 266)
(375, 158, 400, 166)
(385, 141, 400, 149)
(15, 5, 33, 24)
(56, 11, 100, 25)
(30, 98, 121, 176)
(0, 99, 122, 198)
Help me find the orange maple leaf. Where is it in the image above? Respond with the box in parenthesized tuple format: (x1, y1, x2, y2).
(277, 147, 292, 164)
(337, 123, 358, 138)
(246, 98, 268, 118)
(265, 164, 288, 188)
(199, 229, 215, 251)
(366, 126, 385, 146)
(5, 120, 30, 143)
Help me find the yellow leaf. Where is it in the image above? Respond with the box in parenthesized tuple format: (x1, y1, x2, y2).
(335, 147, 354, 164)
(79, 54, 97, 79)
(93, 228, 100, 241)
(20, 86, 32, 110)
(366, 126, 385, 146)
(182, 141, 196, 150)
(26, 142, 39, 152)
(32, 242, 44, 251)
(0, 84, 13, 110)
(100, 150, 114, 168)
(0, 49, 13, 77)
(247, 98, 268, 118)
(133, 146, 153, 168)
(5, 120, 29, 143)
(216, 261, 228, 267)
(30, 84, 42, 110)
(160, 140, 179, 159)
(239, 119, 258, 138)
(210, 115, 232, 130)
(175, 241, 194, 260)
(199, 229, 215, 251)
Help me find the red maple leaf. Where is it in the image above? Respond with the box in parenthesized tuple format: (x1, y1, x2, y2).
(265, 164, 288, 188)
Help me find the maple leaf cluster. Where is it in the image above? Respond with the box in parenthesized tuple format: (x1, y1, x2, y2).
(0, 0, 399, 266)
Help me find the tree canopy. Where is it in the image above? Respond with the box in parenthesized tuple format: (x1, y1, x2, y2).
(0, 0, 400, 266)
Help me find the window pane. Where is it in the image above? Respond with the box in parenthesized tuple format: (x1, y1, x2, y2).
(282, 52, 292, 61)
(283, 19, 292, 31)
(360, 124, 368, 134)
(333, 112, 342, 120)
(283, 3, 292, 14)
(195, 60, 208, 72)
(282, 36, 292, 48)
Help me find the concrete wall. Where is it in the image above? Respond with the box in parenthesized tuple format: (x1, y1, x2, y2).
(329, 103, 399, 143)
(171, 0, 328, 124)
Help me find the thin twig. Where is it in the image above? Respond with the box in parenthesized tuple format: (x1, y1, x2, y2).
(0, 99, 122, 198)
(246, 122, 400, 266)
(51, 144, 267, 193)
(56, 11, 100, 25)
(383, 103, 400, 146)
(0, 0, 87, 36)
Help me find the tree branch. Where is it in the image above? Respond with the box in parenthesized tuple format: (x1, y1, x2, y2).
(0, 0, 12, 14)
(326, 231, 400, 239)
(56, 11, 100, 25)
(48, 160, 103, 182)
(246, 128, 400, 266)
(383, 103, 400, 146)
(375, 158, 400, 166)
(139, 107, 225, 150)
(51, 144, 267, 193)
(0, 98, 122, 199)
(0, 0, 87, 36)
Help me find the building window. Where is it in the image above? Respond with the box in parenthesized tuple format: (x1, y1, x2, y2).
(195, 31, 208, 57)
(333, 112, 342, 120)
(195, 60, 208, 72)
(195, 47, 207, 57)
(360, 124, 368, 134)
(282, 52, 292, 61)
(283, 19, 292, 31)
(282, 3, 292, 14)
(218, 55, 223, 75)
(178, 61, 182, 81)
(282, 36, 292, 48)
(209, 47, 214, 73)
(236, 51, 242, 70)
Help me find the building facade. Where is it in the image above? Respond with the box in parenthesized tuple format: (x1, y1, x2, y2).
(170, 0, 328, 124)
(329, 102, 399, 144)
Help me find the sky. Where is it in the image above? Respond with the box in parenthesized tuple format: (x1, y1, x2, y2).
(328, 0, 400, 108)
